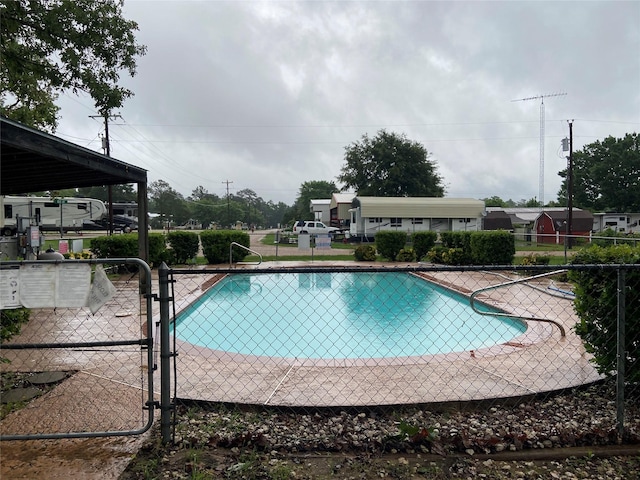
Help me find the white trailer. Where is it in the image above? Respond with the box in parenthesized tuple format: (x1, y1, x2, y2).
(1, 195, 107, 236)
(348, 196, 485, 240)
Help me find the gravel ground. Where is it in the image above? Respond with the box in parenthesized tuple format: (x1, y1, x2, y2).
(119, 379, 640, 479)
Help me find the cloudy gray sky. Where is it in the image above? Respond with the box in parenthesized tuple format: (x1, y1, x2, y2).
(55, 1, 640, 206)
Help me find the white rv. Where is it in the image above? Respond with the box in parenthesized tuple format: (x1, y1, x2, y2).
(1, 195, 107, 236)
(349, 197, 486, 240)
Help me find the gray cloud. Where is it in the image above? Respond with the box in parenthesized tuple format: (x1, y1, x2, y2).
(55, 0, 640, 205)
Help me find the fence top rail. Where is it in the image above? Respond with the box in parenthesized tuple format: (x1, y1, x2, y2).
(164, 263, 640, 276)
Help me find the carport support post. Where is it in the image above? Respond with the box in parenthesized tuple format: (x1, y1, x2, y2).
(616, 267, 626, 442)
(158, 262, 173, 444)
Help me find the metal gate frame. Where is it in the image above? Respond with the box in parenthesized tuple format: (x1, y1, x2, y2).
(0, 258, 155, 440)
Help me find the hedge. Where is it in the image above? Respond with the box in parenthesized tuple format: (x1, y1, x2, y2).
(412, 231, 437, 261)
(200, 230, 250, 264)
(375, 231, 408, 261)
(166, 231, 199, 264)
(570, 244, 640, 384)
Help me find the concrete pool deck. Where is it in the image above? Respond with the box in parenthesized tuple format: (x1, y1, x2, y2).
(169, 264, 601, 407)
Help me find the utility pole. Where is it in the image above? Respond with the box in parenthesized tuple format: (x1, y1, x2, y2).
(90, 112, 121, 235)
(562, 120, 574, 260)
(512, 92, 567, 207)
(222, 180, 233, 227)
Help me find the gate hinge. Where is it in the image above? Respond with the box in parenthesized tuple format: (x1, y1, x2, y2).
(145, 400, 160, 410)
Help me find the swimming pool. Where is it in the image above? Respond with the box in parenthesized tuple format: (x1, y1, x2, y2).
(175, 271, 526, 359)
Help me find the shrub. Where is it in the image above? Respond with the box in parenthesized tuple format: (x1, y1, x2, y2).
(167, 231, 199, 264)
(425, 246, 447, 264)
(148, 233, 173, 267)
(354, 245, 377, 261)
(412, 231, 437, 260)
(396, 248, 416, 262)
(200, 230, 250, 264)
(375, 231, 408, 261)
(570, 244, 640, 384)
(520, 253, 551, 266)
(440, 231, 473, 264)
(469, 230, 515, 265)
(90, 233, 138, 258)
(1, 308, 30, 345)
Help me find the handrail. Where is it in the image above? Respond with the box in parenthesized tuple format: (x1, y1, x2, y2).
(469, 270, 568, 337)
(229, 242, 262, 268)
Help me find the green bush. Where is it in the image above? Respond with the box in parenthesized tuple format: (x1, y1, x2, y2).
(200, 230, 250, 264)
(354, 245, 377, 261)
(375, 231, 408, 261)
(412, 231, 437, 261)
(425, 246, 446, 263)
(1, 308, 30, 345)
(396, 248, 416, 262)
(148, 233, 173, 267)
(167, 231, 199, 264)
(520, 253, 551, 266)
(440, 231, 473, 264)
(89, 233, 138, 258)
(469, 230, 515, 265)
(570, 244, 640, 384)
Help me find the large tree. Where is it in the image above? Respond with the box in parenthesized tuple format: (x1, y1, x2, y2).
(558, 133, 640, 212)
(338, 130, 445, 197)
(0, 0, 146, 130)
(288, 180, 338, 222)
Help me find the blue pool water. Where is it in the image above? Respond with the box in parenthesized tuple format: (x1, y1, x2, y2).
(175, 272, 526, 359)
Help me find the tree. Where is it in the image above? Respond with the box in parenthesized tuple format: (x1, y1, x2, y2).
(148, 180, 189, 226)
(557, 133, 640, 212)
(290, 180, 338, 221)
(77, 185, 137, 202)
(338, 130, 445, 197)
(0, 0, 146, 130)
(482, 196, 508, 207)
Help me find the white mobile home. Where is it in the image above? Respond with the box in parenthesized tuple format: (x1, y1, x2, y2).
(349, 197, 486, 240)
(1, 195, 107, 236)
(592, 212, 640, 234)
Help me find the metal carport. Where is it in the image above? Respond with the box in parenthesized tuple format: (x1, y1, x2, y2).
(0, 115, 149, 262)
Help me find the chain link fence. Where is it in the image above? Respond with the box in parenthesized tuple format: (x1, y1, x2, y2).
(0, 259, 155, 440)
(164, 264, 638, 443)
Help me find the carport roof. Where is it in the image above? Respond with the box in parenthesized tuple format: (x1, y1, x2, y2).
(1, 115, 147, 194)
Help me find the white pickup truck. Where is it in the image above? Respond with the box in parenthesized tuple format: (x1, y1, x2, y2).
(292, 220, 340, 237)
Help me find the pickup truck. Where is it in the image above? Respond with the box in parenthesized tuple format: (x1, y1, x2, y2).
(292, 220, 340, 237)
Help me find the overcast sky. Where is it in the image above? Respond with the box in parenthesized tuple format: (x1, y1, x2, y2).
(55, 0, 640, 206)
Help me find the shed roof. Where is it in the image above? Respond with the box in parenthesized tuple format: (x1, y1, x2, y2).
(352, 197, 486, 218)
(539, 210, 594, 232)
(330, 193, 355, 209)
(1, 116, 147, 194)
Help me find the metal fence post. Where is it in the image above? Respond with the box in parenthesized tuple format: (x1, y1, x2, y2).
(616, 267, 626, 442)
(158, 262, 172, 444)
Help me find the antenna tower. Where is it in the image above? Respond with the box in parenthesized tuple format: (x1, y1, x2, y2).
(512, 92, 567, 206)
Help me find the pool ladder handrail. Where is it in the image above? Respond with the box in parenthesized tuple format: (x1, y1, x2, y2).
(229, 241, 262, 268)
(469, 269, 568, 337)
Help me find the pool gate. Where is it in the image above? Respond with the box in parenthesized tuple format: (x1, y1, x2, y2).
(0, 258, 155, 441)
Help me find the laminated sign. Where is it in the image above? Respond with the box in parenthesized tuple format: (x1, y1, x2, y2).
(87, 265, 117, 314)
(19, 263, 91, 308)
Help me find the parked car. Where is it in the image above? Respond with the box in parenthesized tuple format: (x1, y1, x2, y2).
(292, 220, 340, 237)
(83, 215, 138, 233)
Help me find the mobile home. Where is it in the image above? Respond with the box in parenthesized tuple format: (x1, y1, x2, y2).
(349, 197, 486, 240)
(1, 195, 107, 236)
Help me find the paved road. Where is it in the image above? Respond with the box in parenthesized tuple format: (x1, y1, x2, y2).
(248, 230, 354, 257)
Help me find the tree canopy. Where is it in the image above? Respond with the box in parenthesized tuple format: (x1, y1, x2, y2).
(285, 180, 338, 224)
(0, 0, 146, 130)
(338, 130, 445, 197)
(558, 133, 640, 212)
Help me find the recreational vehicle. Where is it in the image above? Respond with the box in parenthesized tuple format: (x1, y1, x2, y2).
(1, 195, 107, 236)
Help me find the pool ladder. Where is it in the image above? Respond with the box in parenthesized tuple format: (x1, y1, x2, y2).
(469, 270, 569, 337)
(229, 241, 262, 268)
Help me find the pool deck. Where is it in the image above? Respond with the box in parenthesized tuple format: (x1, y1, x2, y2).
(170, 263, 601, 407)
